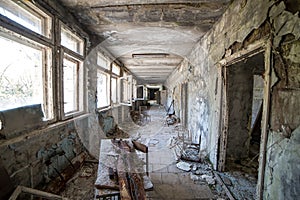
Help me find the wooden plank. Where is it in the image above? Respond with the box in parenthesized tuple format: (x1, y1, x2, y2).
(132, 140, 148, 153)
(257, 40, 272, 200)
(8, 186, 22, 200)
(113, 140, 146, 200)
(213, 172, 235, 200)
(21, 186, 67, 200)
(9, 186, 68, 200)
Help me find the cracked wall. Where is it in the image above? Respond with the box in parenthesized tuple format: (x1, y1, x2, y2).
(165, 0, 300, 197)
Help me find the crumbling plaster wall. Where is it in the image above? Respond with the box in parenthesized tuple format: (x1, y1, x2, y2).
(0, 121, 85, 189)
(0, 0, 92, 190)
(166, 0, 300, 198)
(165, 0, 275, 163)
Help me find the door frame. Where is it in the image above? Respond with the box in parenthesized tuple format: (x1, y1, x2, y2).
(216, 39, 272, 200)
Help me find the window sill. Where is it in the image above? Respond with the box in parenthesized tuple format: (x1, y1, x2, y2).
(0, 113, 91, 147)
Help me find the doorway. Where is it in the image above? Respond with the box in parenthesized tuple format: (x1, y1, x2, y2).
(218, 51, 266, 176)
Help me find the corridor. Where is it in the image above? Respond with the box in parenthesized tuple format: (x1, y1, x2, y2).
(0, 0, 299, 200)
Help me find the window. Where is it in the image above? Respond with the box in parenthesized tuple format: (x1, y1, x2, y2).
(120, 75, 132, 105)
(63, 55, 83, 114)
(0, 0, 51, 38)
(132, 79, 137, 100)
(61, 26, 85, 116)
(0, 30, 53, 119)
(61, 26, 84, 55)
(97, 72, 110, 108)
(97, 53, 109, 70)
(111, 77, 119, 104)
(112, 63, 120, 76)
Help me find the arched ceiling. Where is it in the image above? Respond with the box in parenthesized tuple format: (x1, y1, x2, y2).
(58, 0, 231, 84)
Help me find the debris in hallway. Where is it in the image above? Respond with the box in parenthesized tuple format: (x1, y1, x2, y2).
(59, 160, 98, 200)
(1, 0, 299, 199)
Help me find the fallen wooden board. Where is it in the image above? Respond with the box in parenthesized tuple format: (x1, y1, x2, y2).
(114, 140, 146, 200)
(213, 171, 235, 200)
(9, 186, 68, 200)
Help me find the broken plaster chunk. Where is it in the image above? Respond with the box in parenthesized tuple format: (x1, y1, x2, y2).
(190, 173, 201, 181)
(269, 1, 286, 19)
(176, 161, 192, 172)
(200, 174, 216, 185)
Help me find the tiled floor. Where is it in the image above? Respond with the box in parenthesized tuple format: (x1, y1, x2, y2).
(119, 105, 216, 199)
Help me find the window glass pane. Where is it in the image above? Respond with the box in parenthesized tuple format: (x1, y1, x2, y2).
(111, 77, 118, 104)
(0, 1, 51, 37)
(112, 63, 120, 75)
(63, 58, 78, 113)
(0, 35, 52, 119)
(97, 53, 109, 70)
(61, 27, 84, 55)
(97, 72, 109, 108)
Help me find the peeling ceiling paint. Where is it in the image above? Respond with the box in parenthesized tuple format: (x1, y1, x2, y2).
(58, 0, 231, 84)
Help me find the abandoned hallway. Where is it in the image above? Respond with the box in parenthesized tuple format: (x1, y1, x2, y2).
(1, 0, 300, 200)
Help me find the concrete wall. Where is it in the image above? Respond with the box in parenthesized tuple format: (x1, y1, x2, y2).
(0, 0, 132, 191)
(0, 120, 85, 188)
(165, 0, 300, 198)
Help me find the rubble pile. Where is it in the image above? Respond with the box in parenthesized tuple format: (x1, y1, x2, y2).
(106, 125, 129, 138)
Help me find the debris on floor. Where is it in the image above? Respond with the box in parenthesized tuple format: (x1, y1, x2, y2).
(130, 110, 151, 126)
(181, 146, 201, 162)
(165, 114, 178, 125)
(60, 161, 98, 200)
(176, 161, 192, 172)
(106, 125, 129, 138)
(218, 171, 257, 199)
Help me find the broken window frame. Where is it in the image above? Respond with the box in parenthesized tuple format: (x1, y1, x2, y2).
(97, 52, 110, 71)
(61, 25, 84, 56)
(111, 62, 121, 76)
(97, 70, 111, 109)
(0, 0, 52, 39)
(59, 22, 86, 119)
(62, 54, 85, 116)
(0, 14, 54, 122)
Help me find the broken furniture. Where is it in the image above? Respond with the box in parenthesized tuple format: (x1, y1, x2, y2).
(139, 106, 151, 122)
(95, 139, 152, 199)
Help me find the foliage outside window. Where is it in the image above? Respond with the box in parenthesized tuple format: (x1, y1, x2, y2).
(97, 71, 110, 108)
(0, 0, 51, 38)
(0, 28, 53, 120)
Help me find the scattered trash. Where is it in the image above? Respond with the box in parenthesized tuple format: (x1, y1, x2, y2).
(176, 161, 192, 172)
(166, 115, 177, 125)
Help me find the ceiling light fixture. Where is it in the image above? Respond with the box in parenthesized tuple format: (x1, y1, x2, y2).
(132, 53, 169, 58)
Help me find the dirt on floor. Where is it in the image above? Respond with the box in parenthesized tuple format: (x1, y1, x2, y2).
(59, 161, 98, 200)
